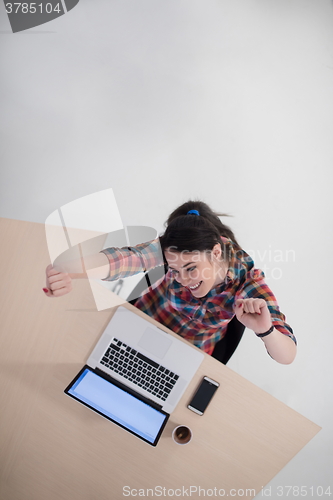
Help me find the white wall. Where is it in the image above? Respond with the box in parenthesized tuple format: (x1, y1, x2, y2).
(1, 1, 333, 498)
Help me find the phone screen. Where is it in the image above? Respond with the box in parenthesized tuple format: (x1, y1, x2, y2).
(188, 377, 219, 415)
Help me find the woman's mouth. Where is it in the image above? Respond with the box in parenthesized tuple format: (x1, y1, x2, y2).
(187, 281, 202, 291)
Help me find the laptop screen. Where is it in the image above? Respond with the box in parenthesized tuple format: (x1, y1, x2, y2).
(65, 366, 169, 446)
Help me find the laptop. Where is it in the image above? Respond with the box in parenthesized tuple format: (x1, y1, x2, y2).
(65, 306, 204, 446)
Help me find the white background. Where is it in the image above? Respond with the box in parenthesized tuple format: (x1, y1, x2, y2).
(1, 1, 332, 498)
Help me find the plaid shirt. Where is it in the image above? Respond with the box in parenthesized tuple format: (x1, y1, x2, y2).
(101, 237, 296, 355)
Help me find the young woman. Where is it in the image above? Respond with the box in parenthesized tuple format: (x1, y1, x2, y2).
(44, 201, 297, 365)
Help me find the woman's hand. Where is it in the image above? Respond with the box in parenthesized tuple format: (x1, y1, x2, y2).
(43, 264, 73, 297)
(234, 298, 272, 334)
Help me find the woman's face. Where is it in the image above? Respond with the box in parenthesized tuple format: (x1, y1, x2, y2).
(164, 244, 228, 298)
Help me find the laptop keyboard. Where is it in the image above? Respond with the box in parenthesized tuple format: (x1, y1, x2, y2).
(100, 338, 179, 401)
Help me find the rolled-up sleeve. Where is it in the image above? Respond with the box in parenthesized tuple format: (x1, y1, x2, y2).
(100, 238, 164, 281)
(236, 269, 297, 345)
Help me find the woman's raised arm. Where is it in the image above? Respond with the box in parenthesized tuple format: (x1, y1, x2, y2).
(43, 238, 163, 297)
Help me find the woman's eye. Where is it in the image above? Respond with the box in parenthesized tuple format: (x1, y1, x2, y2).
(187, 267, 196, 272)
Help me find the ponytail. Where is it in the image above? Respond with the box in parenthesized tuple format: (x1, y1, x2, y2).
(160, 200, 241, 257)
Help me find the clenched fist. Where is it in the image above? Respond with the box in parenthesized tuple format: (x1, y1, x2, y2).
(234, 298, 272, 334)
(43, 264, 73, 297)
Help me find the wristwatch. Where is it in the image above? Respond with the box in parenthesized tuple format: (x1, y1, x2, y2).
(256, 325, 274, 338)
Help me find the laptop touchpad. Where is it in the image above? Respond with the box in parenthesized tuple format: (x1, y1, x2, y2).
(138, 328, 172, 359)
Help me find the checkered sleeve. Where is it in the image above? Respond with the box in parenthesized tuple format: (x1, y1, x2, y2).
(236, 269, 297, 344)
(100, 238, 164, 281)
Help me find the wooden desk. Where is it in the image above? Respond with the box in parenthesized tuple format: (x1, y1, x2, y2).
(0, 218, 321, 500)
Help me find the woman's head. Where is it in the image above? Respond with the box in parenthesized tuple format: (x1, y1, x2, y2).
(160, 201, 239, 298)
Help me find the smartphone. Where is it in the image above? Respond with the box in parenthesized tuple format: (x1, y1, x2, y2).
(187, 376, 220, 415)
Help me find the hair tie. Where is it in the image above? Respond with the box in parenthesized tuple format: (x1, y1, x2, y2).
(187, 209, 200, 216)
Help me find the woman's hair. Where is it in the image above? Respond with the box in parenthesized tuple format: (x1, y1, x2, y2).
(159, 200, 240, 257)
